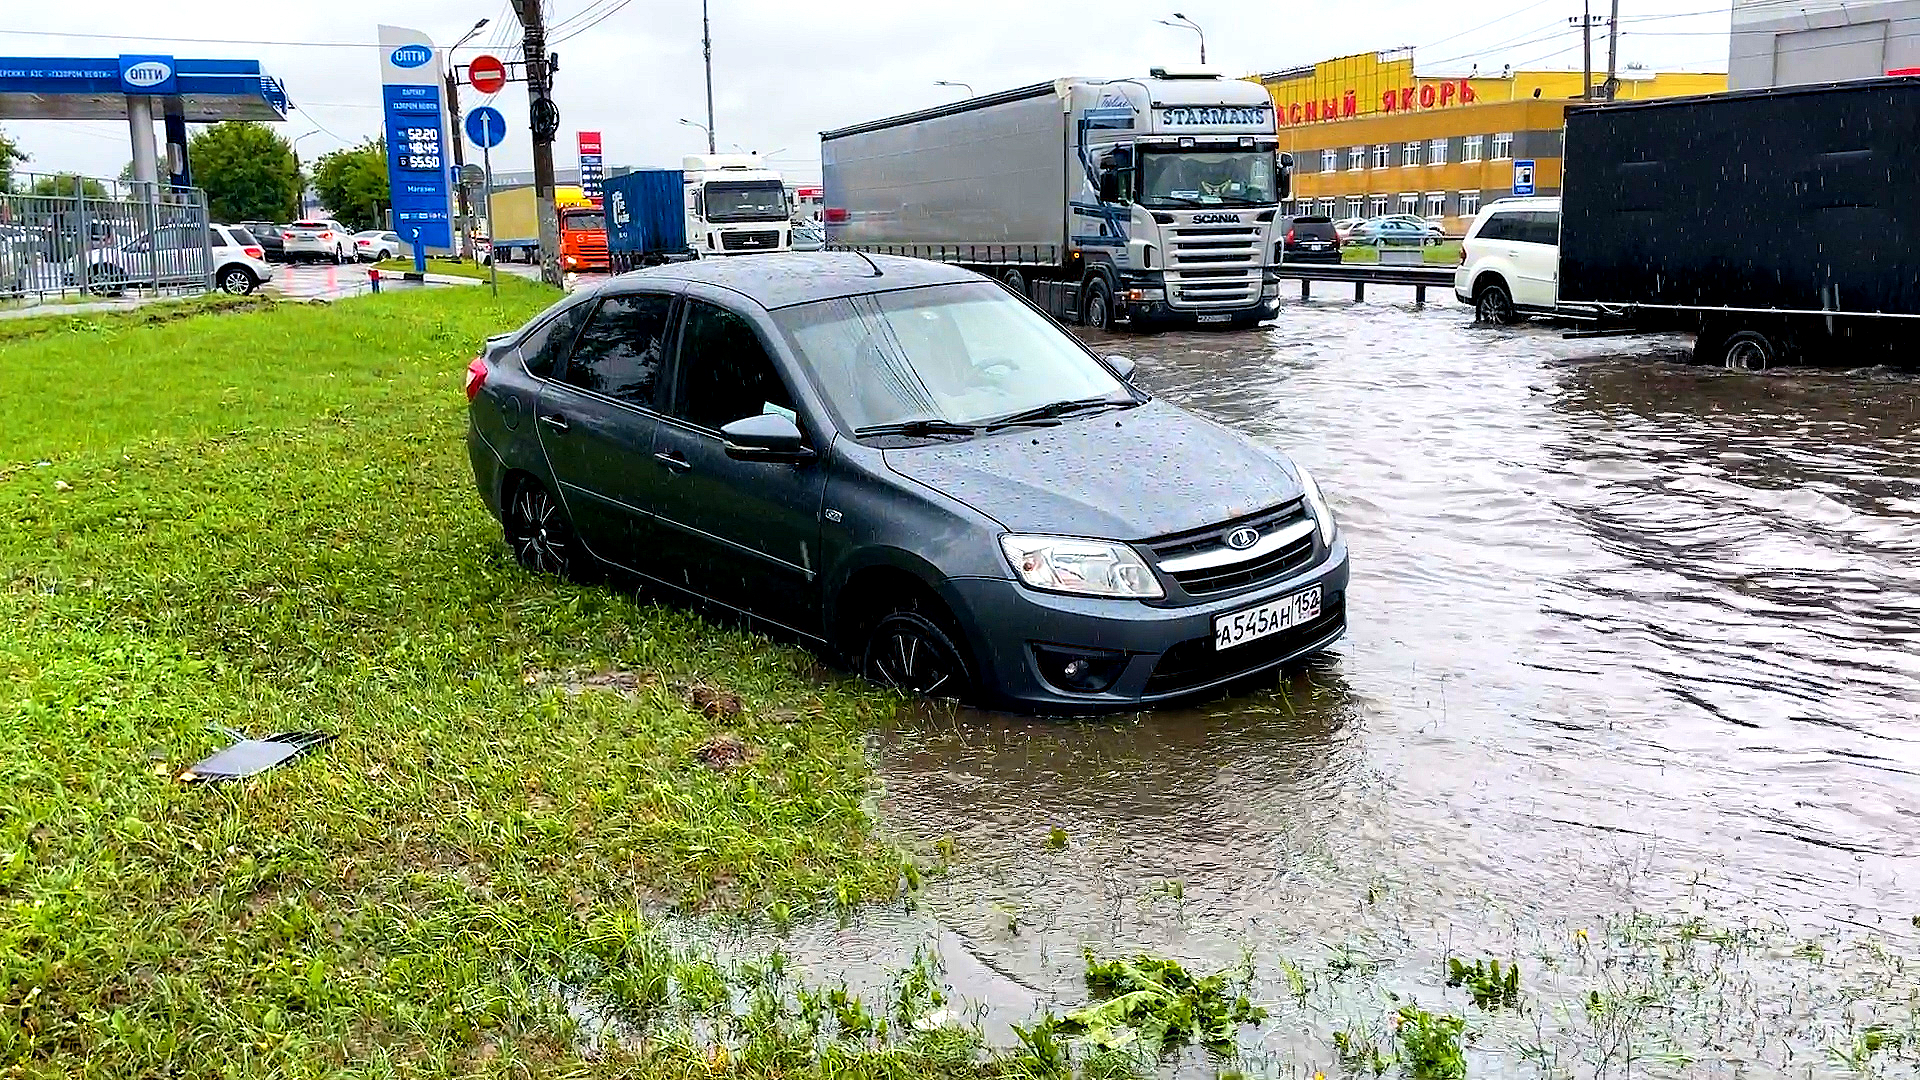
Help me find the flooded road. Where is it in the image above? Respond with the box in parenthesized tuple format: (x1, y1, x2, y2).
(801, 292, 1920, 1073)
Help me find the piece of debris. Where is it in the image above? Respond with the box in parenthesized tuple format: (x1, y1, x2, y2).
(527, 667, 656, 697)
(692, 733, 753, 770)
(178, 731, 333, 783)
(682, 684, 743, 719)
(53, 480, 71, 492)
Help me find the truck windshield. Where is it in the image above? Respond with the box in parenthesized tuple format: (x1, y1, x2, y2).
(562, 212, 605, 231)
(1138, 151, 1277, 208)
(705, 182, 788, 222)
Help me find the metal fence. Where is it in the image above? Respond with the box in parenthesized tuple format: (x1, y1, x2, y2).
(0, 174, 213, 306)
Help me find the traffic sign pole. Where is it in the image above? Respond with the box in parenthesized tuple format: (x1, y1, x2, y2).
(484, 142, 497, 297)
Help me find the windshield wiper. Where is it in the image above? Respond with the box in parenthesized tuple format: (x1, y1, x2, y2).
(985, 397, 1134, 429)
(853, 418, 981, 439)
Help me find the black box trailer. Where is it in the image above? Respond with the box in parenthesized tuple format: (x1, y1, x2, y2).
(1559, 77, 1920, 369)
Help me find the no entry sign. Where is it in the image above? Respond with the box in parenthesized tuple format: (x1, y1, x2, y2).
(467, 54, 507, 95)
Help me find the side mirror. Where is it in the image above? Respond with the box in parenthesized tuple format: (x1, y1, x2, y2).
(720, 412, 814, 463)
(1104, 354, 1137, 382)
(1097, 167, 1120, 204)
(1277, 151, 1295, 199)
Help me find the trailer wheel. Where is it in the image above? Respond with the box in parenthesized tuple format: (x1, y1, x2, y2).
(1720, 330, 1779, 373)
(1000, 267, 1028, 298)
(1080, 277, 1112, 330)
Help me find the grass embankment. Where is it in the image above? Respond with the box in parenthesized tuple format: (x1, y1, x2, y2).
(374, 257, 493, 280)
(0, 284, 962, 1076)
(1341, 240, 1461, 265)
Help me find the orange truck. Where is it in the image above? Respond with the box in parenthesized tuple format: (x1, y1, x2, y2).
(482, 185, 607, 271)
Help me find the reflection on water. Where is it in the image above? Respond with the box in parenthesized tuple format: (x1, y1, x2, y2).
(853, 295, 1920, 1041)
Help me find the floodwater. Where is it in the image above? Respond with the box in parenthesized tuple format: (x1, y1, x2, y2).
(737, 292, 1920, 1073)
(655, 292, 1920, 1074)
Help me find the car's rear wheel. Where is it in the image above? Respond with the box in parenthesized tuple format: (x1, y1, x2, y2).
(218, 266, 257, 295)
(1474, 278, 1519, 325)
(864, 607, 971, 700)
(88, 266, 126, 296)
(504, 478, 586, 579)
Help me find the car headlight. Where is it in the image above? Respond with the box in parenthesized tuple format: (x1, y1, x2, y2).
(1296, 464, 1336, 544)
(999, 535, 1164, 599)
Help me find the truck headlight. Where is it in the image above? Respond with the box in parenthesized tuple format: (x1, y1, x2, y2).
(1000, 535, 1163, 599)
(1296, 465, 1336, 544)
(1125, 286, 1165, 302)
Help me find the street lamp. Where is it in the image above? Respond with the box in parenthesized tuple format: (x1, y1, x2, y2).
(1157, 12, 1206, 65)
(679, 117, 712, 148)
(934, 80, 974, 98)
(443, 17, 488, 258)
(290, 129, 321, 217)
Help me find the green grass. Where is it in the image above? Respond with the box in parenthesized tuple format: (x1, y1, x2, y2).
(0, 284, 970, 1077)
(1341, 240, 1462, 265)
(375, 257, 494, 280)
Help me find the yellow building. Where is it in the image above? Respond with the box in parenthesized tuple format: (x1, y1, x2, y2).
(1253, 51, 1726, 228)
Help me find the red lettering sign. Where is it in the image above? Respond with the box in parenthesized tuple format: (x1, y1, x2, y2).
(1420, 84, 1436, 108)
(1305, 99, 1319, 122)
(1460, 79, 1477, 104)
(1343, 90, 1357, 117)
(1279, 78, 1474, 124)
(1323, 97, 1338, 120)
(1381, 90, 1397, 112)
(1289, 102, 1302, 123)
(1440, 81, 1456, 106)
(1399, 87, 1416, 110)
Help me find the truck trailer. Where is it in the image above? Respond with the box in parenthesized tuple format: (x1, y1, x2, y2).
(1559, 77, 1920, 369)
(481, 185, 607, 272)
(604, 155, 792, 271)
(821, 69, 1293, 329)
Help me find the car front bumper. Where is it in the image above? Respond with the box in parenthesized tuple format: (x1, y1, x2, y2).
(942, 536, 1350, 712)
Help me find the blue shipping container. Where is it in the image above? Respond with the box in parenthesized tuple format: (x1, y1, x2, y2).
(604, 169, 686, 257)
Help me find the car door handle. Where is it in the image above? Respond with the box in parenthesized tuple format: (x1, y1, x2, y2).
(653, 451, 691, 472)
(539, 413, 569, 432)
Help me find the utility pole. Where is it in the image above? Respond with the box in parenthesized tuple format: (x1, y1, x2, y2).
(1570, 10, 1602, 98)
(512, 0, 563, 286)
(701, 0, 716, 154)
(1604, 0, 1622, 99)
(443, 19, 489, 261)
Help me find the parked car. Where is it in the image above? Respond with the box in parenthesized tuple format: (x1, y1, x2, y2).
(68, 222, 273, 295)
(1351, 218, 1438, 247)
(465, 253, 1349, 712)
(239, 221, 285, 261)
(789, 218, 826, 252)
(353, 230, 409, 262)
(280, 219, 351, 263)
(1279, 215, 1342, 264)
(1454, 196, 1561, 323)
(1332, 217, 1365, 242)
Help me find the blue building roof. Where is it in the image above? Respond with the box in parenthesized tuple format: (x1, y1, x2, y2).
(0, 55, 289, 121)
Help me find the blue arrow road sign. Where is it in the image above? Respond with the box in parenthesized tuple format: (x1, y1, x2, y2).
(465, 106, 507, 149)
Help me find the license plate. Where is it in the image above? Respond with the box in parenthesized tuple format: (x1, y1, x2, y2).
(1303, 242, 1326, 249)
(1196, 313, 1230, 323)
(1213, 585, 1322, 651)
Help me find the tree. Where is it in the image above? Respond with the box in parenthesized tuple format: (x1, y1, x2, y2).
(0, 128, 25, 193)
(29, 173, 108, 199)
(310, 139, 389, 232)
(186, 121, 302, 223)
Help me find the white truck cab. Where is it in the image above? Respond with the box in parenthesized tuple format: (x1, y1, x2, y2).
(683, 155, 791, 257)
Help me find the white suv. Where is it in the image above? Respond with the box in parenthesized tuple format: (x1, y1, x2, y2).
(281, 219, 352, 263)
(69, 222, 274, 296)
(1454, 197, 1561, 323)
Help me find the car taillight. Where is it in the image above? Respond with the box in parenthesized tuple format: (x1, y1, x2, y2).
(1285, 228, 1295, 242)
(824, 207, 848, 223)
(319, 232, 332, 240)
(465, 357, 488, 401)
(243, 246, 263, 259)
(1458, 244, 1469, 265)
(282, 232, 294, 240)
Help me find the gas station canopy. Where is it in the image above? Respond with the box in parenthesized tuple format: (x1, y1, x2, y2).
(0, 55, 289, 121)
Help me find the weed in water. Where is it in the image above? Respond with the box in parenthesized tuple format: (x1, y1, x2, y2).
(1046, 825, 1069, 850)
(1333, 1022, 1394, 1076)
(1445, 956, 1521, 1010)
(1394, 1005, 1467, 1079)
(1055, 951, 1267, 1058)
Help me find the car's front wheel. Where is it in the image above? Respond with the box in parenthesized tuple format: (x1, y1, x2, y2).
(863, 606, 972, 700)
(504, 478, 586, 579)
(218, 266, 257, 295)
(1080, 277, 1112, 330)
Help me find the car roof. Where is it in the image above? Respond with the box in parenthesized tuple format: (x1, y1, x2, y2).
(1482, 196, 1560, 213)
(604, 252, 979, 310)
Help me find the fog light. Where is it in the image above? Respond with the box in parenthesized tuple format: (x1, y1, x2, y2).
(1126, 286, 1165, 302)
(1032, 645, 1128, 694)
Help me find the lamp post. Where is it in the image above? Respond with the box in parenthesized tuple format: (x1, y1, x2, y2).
(934, 80, 974, 98)
(290, 129, 321, 218)
(1157, 12, 1205, 65)
(700, 0, 716, 154)
(678, 118, 711, 151)
(443, 17, 489, 258)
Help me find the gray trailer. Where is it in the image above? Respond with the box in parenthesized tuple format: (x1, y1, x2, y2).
(822, 70, 1292, 329)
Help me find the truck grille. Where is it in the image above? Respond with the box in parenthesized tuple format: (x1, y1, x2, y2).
(1146, 501, 1316, 597)
(1167, 224, 1263, 308)
(721, 230, 780, 251)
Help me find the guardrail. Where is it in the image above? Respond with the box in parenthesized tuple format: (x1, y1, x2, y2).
(1270, 262, 1456, 305)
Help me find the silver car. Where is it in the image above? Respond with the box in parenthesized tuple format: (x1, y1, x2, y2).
(281, 219, 352, 263)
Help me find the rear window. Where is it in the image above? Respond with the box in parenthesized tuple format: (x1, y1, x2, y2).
(1293, 215, 1333, 224)
(227, 226, 256, 246)
(1476, 209, 1559, 245)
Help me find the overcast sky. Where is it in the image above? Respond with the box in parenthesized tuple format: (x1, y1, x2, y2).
(4, 0, 1735, 184)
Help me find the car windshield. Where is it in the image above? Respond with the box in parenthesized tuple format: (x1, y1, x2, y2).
(1139, 150, 1277, 207)
(705, 181, 788, 222)
(772, 281, 1133, 435)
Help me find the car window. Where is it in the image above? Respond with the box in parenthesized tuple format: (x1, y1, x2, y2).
(671, 300, 795, 432)
(518, 301, 593, 379)
(1475, 213, 1520, 242)
(1524, 211, 1561, 246)
(227, 226, 256, 246)
(559, 292, 674, 406)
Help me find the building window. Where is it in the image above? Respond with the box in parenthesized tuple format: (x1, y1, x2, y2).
(1460, 190, 1481, 216)
(1350, 145, 1366, 170)
(1345, 195, 1363, 219)
(1321, 148, 1338, 172)
(1317, 197, 1336, 216)
(1429, 138, 1448, 166)
(1463, 135, 1483, 163)
(1370, 193, 1389, 217)
(1374, 144, 1391, 169)
(1398, 192, 1420, 214)
(1492, 131, 1514, 159)
(1402, 142, 1422, 167)
(1426, 191, 1446, 217)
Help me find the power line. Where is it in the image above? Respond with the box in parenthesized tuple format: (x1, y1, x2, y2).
(0, 27, 380, 48)
(551, 0, 641, 45)
(1418, 0, 1562, 52)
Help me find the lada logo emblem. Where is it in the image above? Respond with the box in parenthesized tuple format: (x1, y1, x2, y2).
(1225, 526, 1260, 550)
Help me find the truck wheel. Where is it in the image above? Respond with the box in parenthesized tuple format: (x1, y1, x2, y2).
(1720, 330, 1779, 373)
(1080, 277, 1112, 330)
(1474, 278, 1519, 325)
(1001, 267, 1028, 297)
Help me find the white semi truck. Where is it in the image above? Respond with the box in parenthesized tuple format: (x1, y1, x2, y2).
(822, 69, 1292, 329)
(605, 153, 793, 270)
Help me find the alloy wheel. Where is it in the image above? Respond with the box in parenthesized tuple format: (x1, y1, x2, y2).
(220, 268, 254, 295)
(1475, 283, 1515, 324)
(864, 611, 967, 698)
(506, 482, 573, 576)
